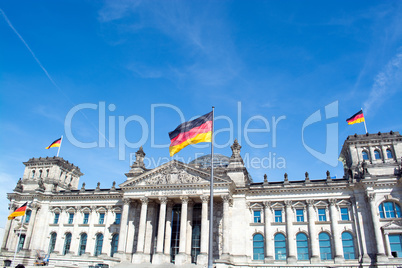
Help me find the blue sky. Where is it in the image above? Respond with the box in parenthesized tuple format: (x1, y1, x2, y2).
(1, 0, 402, 227)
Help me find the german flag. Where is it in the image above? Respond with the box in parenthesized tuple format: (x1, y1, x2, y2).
(346, 110, 365, 125)
(8, 202, 28, 220)
(45, 138, 61, 149)
(169, 111, 212, 156)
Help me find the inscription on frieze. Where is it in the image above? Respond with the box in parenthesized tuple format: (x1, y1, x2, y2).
(144, 169, 204, 185)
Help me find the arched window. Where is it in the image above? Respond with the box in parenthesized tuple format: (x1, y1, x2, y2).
(379, 202, 402, 218)
(46, 169, 50, 177)
(362, 151, 369, 160)
(63, 233, 72, 255)
(374, 150, 381, 160)
(319, 232, 332, 260)
(79, 233, 87, 256)
(24, 210, 32, 223)
(386, 149, 393, 159)
(48, 233, 57, 254)
(341, 232, 355, 259)
(94, 233, 104, 256)
(253, 234, 264, 260)
(39, 170, 43, 178)
(274, 233, 286, 260)
(111, 234, 119, 257)
(296, 233, 309, 260)
(31, 170, 35, 178)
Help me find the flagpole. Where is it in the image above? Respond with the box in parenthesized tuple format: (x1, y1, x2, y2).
(208, 107, 214, 268)
(57, 135, 63, 157)
(361, 108, 368, 134)
(12, 214, 25, 266)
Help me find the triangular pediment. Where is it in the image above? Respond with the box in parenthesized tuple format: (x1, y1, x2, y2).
(292, 201, 306, 208)
(382, 220, 402, 230)
(120, 160, 231, 188)
(271, 202, 284, 208)
(314, 200, 328, 207)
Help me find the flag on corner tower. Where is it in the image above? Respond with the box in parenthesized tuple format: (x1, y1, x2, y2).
(8, 202, 28, 220)
(45, 138, 62, 149)
(346, 110, 365, 125)
(169, 111, 212, 156)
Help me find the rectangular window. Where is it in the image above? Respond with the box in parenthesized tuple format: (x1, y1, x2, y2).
(318, 208, 327, 221)
(17, 235, 25, 252)
(99, 213, 105, 224)
(341, 207, 349, 221)
(253, 210, 261, 223)
(68, 213, 74, 224)
(275, 209, 282, 223)
(389, 234, 402, 257)
(114, 213, 121, 224)
(296, 209, 304, 222)
(54, 213, 60, 224)
(83, 213, 89, 224)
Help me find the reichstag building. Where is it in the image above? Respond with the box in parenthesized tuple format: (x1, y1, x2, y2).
(1, 132, 402, 267)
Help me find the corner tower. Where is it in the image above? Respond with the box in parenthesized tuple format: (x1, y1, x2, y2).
(339, 131, 402, 180)
(19, 156, 83, 192)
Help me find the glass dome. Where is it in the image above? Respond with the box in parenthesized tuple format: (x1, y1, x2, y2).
(189, 154, 230, 168)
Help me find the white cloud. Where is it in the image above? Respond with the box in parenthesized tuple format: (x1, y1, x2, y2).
(363, 48, 402, 115)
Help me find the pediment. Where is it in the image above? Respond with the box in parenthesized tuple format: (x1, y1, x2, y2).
(292, 201, 306, 208)
(120, 160, 231, 188)
(383, 220, 402, 230)
(249, 203, 264, 210)
(271, 202, 284, 208)
(337, 200, 351, 206)
(314, 200, 328, 207)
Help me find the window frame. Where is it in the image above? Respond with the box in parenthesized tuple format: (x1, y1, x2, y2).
(48, 232, 57, 254)
(296, 233, 309, 260)
(340, 207, 350, 221)
(83, 213, 89, 224)
(114, 213, 121, 224)
(319, 232, 332, 260)
(99, 212, 105, 224)
(68, 212, 74, 224)
(25, 210, 32, 223)
(379, 201, 402, 219)
(53, 213, 60, 224)
(63, 233, 72, 255)
(253, 210, 262, 223)
(252, 233, 264, 260)
(274, 209, 283, 223)
(79, 233, 87, 256)
(374, 149, 381, 160)
(341, 232, 356, 260)
(318, 208, 327, 222)
(296, 209, 304, 222)
(94, 233, 104, 256)
(274, 233, 286, 260)
(110, 233, 119, 257)
(362, 150, 369, 161)
(386, 149, 393, 159)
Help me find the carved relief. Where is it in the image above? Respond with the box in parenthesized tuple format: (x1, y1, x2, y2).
(144, 168, 203, 185)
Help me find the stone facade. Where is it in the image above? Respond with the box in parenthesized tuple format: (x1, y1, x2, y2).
(1, 132, 402, 267)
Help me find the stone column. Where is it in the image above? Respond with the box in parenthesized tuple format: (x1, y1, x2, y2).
(285, 201, 296, 263)
(263, 201, 274, 262)
(101, 206, 114, 256)
(55, 207, 67, 255)
(175, 196, 189, 265)
(221, 195, 230, 259)
(307, 200, 319, 262)
(197, 196, 209, 266)
(1, 216, 13, 250)
(132, 197, 149, 264)
(117, 198, 130, 258)
(329, 199, 344, 263)
(125, 201, 137, 255)
(367, 193, 388, 262)
(186, 201, 194, 255)
(350, 195, 370, 263)
(164, 201, 173, 261)
(152, 197, 167, 264)
(86, 206, 97, 255)
(384, 232, 392, 257)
